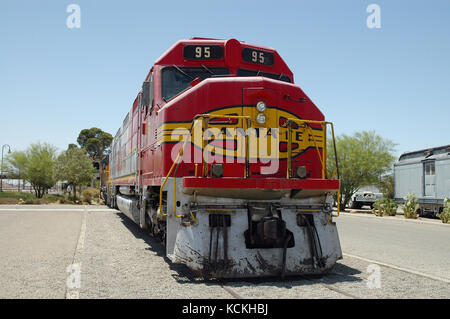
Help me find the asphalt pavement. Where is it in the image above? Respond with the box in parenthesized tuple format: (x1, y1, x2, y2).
(0, 205, 448, 298)
(336, 211, 450, 281)
(0, 207, 83, 298)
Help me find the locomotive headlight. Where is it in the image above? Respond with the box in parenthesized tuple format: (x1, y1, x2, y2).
(256, 101, 266, 112)
(256, 113, 266, 124)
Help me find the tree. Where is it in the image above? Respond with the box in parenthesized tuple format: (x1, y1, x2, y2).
(5, 151, 26, 180)
(77, 128, 113, 161)
(68, 143, 78, 150)
(327, 131, 396, 209)
(54, 147, 96, 199)
(7, 143, 57, 198)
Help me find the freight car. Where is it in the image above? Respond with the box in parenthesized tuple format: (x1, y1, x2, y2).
(394, 145, 450, 217)
(104, 38, 342, 278)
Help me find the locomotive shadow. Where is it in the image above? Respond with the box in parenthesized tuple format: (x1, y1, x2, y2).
(115, 212, 200, 281)
(115, 212, 362, 287)
(211, 262, 362, 289)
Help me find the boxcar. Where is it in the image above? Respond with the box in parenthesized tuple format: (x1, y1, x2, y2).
(394, 145, 450, 216)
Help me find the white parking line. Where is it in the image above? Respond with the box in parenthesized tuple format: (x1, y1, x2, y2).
(343, 252, 450, 284)
(75, 211, 87, 252)
(65, 208, 88, 299)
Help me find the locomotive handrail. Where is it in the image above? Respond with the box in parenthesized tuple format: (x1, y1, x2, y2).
(159, 118, 196, 217)
(159, 114, 341, 218)
(159, 114, 252, 218)
(284, 118, 340, 215)
(284, 118, 327, 179)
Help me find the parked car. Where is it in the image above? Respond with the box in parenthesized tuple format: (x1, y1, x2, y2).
(348, 185, 383, 209)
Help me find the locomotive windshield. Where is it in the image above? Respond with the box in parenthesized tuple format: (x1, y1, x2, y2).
(162, 66, 229, 101)
(237, 69, 291, 83)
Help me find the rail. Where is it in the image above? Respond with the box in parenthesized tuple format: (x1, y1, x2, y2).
(159, 114, 340, 218)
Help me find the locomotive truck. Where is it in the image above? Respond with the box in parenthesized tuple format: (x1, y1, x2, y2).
(103, 38, 342, 278)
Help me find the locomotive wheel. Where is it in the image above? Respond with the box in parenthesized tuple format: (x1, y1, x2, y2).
(151, 225, 158, 237)
(159, 231, 166, 247)
(145, 217, 153, 236)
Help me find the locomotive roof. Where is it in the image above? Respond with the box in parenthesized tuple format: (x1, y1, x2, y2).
(148, 37, 294, 82)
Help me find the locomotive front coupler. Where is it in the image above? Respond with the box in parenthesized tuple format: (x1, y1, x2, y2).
(244, 202, 295, 249)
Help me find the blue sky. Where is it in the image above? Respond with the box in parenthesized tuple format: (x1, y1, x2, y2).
(1, 0, 449, 158)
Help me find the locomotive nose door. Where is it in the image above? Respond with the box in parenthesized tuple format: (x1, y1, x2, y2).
(242, 87, 279, 176)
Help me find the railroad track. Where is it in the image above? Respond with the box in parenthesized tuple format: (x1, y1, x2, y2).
(215, 272, 360, 299)
(297, 273, 359, 299)
(221, 279, 358, 299)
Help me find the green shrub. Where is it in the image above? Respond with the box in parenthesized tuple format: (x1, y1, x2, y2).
(24, 198, 41, 204)
(0, 191, 36, 201)
(437, 198, 450, 224)
(43, 194, 65, 203)
(0, 191, 65, 205)
(402, 193, 419, 219)
(65, 196, 80, 204)
(372, 198, 398, 216)
(0, 198, 19, 204)
(372, 200, 383, 216)
(383, 198, 398, 216)
(82, 187, 100, 204)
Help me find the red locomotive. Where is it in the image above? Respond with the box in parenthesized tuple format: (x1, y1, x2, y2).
(104, 38, 342, 278)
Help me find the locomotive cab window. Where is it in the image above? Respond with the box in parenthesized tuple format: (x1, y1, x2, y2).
(143, 73, 154, 115)
(237, 69, 291, 83)
(161, 67, 229, 101)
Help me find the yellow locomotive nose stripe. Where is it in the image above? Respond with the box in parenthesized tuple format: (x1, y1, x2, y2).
(156, 106, 324, 160)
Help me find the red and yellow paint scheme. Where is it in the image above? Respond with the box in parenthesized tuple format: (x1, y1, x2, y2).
(105, 38, 341, 278)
